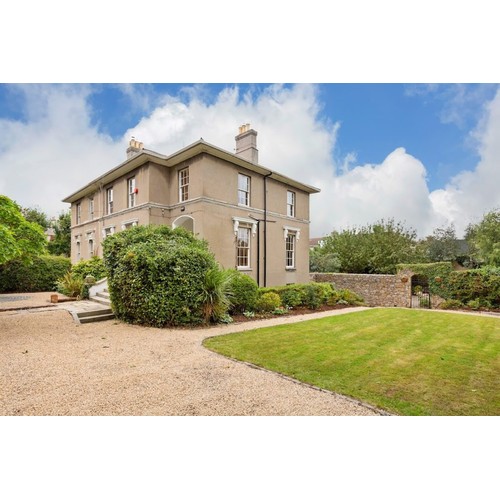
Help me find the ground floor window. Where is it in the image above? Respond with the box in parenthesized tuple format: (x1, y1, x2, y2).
(237, 226, 251, 269)
(88, 239, 94, 257)
(76, 241, 81, 261)
(286, 233, 296, 269)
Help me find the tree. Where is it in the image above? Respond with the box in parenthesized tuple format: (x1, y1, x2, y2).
(48, 211, 71, 256)
(418, 224, 460, 262)
(0, 195, 47, 265)
(320, 219, 419, 274)
(465, 209, 500, 266)
(309, 248, 341, 272)
(21, 206, 50, 230)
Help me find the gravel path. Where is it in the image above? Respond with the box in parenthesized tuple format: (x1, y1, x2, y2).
(0, 305, 383, 416)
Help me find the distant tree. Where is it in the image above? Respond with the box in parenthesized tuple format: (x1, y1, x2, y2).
(465, 209, 500, 266)
(418, 224, 460, 262)
(21, 206, 50, 230)
(321, 219, 419, 274)
(309, 248, 341, 273)
(48, 211, 71, 257)
(0, 195, 47, 265)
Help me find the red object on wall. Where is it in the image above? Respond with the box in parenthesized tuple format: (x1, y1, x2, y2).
(134, 188, 139, 194)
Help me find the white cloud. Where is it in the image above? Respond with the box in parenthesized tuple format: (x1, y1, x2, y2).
(430, 88, 500, 233)
(0, 84, 124, 216)
(1, 83, 499, 239)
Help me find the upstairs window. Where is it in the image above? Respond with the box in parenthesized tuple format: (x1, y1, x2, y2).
(179, 168, 189, 202)
(106, 187, 113, 215)
(238, 174, 250, 206)
(76, 203, 81, 224)
(127, 177, 136, 208)
(287, 191, 295, 217)
(237, 226, 251, 269)
(88, 197, 94, 220)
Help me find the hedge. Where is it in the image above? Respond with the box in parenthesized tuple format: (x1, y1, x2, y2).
(71, 256, 107, 281)
(0, 255, 71, 292)
(102, 225, 219, 327)
(445, 267, 500, 308)
(396, 262, 454, 297)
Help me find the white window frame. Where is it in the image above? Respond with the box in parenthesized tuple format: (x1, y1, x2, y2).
(121, 219, 139, 230)
(238, 174, 251, 207)
(106, 187, 114, 215)
(236, 226, 251, 270)
(287, 190, 295, 217)
(179, 168, 189, 202)
(76, 203, 81, 224)
(127, 177, 136, 208)
(88, 238, 94, 257)
(102, 226, 115, 239)
(89, 197, 94, 220)
(76, 241, 81, 261)
(286, 233, 296, 269)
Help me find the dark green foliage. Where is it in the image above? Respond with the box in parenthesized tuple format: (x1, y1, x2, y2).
(396, 262, 454, 297)
(320, 219, 420, 274)
(21, 206, 50, 230)
(417, 224, 460, 263)
(48, 211, 71, 256)
(465, 209, 500, 266)
(259, 282, 335, 310)
(102, 225, 219, 327)
(256, 292, 282, 312)
(71, 256, 107, 282)
(226, 269, 258, 313)
(309, 249, 341, 272)
(0, 255, 71, 292)
(445, 267, 500, 309)
(438, 299, 463, 310)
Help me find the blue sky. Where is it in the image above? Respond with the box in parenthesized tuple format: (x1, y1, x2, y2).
(1, 82, 499, 238)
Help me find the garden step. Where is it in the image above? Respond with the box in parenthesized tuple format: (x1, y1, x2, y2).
(78, 312, 115, 324)
(91, 295, 112, 306)
(96, 291, 110, 299)
(77, 307, 113, 319)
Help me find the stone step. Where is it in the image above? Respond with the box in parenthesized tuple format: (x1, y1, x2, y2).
(79, 312, 115, 324)
(96, 291, 110, 299)
(77, 307, 113, 319)
(90, 296, 111, 306)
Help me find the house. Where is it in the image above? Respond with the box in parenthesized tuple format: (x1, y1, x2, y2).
(62, 125, 320, 287)
(309, 237, 325, 250)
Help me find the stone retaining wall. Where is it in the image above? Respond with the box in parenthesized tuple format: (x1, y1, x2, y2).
(311, 270, 413, 308)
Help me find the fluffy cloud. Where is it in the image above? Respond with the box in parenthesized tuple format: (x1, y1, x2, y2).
(0, 84, 124, 216)
(1, 83, 499, 238)
(430, 88, 500, 233)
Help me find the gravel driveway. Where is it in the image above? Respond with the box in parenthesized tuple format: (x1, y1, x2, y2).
(0, 306, 383, 416)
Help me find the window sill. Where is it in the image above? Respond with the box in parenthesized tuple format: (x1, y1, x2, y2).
(285, 267, 296, 271)
(237, 267, 253, 271)
(238, 203, 251, 208)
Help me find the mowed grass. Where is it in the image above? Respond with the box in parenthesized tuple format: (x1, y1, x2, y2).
(203, 309, 500, 415)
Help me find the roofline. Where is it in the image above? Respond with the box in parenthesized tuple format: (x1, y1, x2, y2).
(62, 139, 320, 203)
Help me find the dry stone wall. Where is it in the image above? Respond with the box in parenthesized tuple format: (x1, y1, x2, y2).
(311, 270, 414, 308)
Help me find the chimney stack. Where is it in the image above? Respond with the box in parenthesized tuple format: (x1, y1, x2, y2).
(126, 137, 144, 159)
(235, 124, 258, 164)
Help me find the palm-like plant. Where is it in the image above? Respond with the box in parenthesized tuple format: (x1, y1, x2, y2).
(200, 268, 234, 323)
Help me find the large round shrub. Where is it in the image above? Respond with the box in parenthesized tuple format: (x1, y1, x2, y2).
(227, 269, 258, 312)
(71, 256, 107, 281)
(102, 225, 219, 327)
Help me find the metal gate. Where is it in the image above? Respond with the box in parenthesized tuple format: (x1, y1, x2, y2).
(411, 274, 431, 309)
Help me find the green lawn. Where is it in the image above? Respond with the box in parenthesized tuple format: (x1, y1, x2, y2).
(203, 309, 500, 415)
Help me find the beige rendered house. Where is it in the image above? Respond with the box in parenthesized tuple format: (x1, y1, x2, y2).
(63, 125, 320, 287)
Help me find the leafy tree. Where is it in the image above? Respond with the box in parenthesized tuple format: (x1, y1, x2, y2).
(418, 224, 460, 262)
(321, 219, 419, 274)
(309, 248, 341, 272)
(0, 195, 47, 265)
(465, 209, 500, 266)
(48, 211, 71, 256)
(21, 206, 50, 230)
